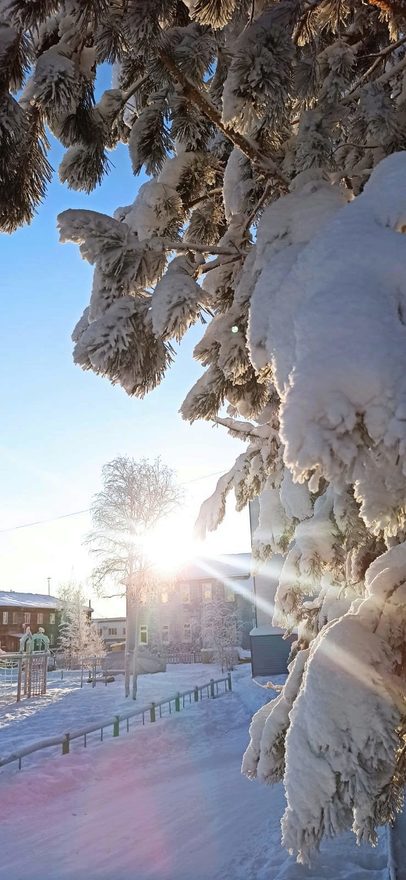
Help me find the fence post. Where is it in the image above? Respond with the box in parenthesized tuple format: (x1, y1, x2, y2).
(150, 702, 156, 722)
(175, 693, 181, 711)
(62, 733, 70, 755)
(26, 654, 32, 698)
(194, 686, 199, 702)
(16, 654, 23, 702)
(42, 653, 48, 695)
(210, 679, 215, 699)
(227, 672, 232, 691)
(113, 715, 120, 737)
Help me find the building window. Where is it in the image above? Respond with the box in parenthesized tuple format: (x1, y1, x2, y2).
(23, 612, 31, 625)
(203, 582, 212, 602)
(49, 634, 54, 646)
(37, 612, 44, 625)
(2, 611, 8, 625)
(49, 613, 56, 624)
(98, 630, 103, 637)
(181, 584, 191, 603)
(162, 625, 169, 644)
(12, 612, 19, 625)
(123, 626, 126, 635)
(224, 586, 235, 602)
(139, 625, 148, 645)
(183, 623, 191, 643)
(108, 627, 117, 636)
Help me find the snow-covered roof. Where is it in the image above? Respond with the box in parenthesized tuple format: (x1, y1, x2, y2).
(0, 591, 60, 609)
(177, 553, 252, 583)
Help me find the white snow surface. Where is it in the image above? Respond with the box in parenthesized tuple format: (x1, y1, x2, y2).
(249, 152, 406, 537)
(151, 254, 204, 341)
(0, 664, 388, 879)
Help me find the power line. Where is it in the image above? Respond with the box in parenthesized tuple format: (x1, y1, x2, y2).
(0, 469, 225, 535)
(0, 509, 90, 534)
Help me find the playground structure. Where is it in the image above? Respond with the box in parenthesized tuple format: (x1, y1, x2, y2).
(0, 651, 48, 702)
(0, 626, 51, 704)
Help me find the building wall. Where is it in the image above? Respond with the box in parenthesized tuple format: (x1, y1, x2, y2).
(93, 617, 126, 650)
(138, 577, 255, 652)
(250, 632, 295, 676)
(249, 498, 292, 677)
(253, 557, 284, 627)
(0, 605, 59, 652)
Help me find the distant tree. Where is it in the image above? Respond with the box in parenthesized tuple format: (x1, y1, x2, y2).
(87, 455, 181, 698)
(58, 582, 105, 662)
(202, 595, 241, 673)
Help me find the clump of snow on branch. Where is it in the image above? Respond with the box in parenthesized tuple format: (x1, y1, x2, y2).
(151, 254, 205, 342)
(248, 173, 350, 388)
(276, 153, 406, 538)
(242, 647, 309, 784)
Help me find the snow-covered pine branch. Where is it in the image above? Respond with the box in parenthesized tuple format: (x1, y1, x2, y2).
(4, 0, 406, 863)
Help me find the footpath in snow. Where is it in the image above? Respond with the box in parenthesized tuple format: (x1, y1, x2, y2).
(1, 665, 388, 880)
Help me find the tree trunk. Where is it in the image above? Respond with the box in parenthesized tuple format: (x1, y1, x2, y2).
(125, 585, 136, 698)
(131, 604, 139, 700)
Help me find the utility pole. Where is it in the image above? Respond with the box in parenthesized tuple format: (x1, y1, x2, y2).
(47, 577, 51, 596)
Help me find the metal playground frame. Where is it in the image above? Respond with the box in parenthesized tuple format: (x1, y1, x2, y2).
(0, 651, 48, 702)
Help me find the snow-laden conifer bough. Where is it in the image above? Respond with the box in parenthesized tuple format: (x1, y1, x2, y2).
(2, 0, 406, 865)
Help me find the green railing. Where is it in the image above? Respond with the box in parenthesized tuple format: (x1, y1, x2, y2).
(0, 673, 232, 771)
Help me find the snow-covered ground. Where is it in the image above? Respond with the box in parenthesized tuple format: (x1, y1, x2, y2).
(0, 663, 231, 760)
(1, 664, 387, 880)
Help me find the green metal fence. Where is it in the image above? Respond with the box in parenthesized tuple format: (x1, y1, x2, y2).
(0, 673, 232, 772)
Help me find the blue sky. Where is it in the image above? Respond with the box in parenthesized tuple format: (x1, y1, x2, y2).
(0, 123, 251, 615)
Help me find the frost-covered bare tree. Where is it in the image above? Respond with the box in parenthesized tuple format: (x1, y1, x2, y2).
(58, 582, 105, 661)
(202, 594, 241, 672)
(3, 0, 406, 862)
(87, 455, 181, 698)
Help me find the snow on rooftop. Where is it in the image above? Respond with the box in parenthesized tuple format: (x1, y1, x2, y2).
(177, 552, 252, 582)
(0, 591, 60, 609)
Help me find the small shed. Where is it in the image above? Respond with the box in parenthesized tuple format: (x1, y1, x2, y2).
(250, 625, 295, 677)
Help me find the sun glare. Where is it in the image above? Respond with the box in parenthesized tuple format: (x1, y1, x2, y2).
(141, 520, 198, 575)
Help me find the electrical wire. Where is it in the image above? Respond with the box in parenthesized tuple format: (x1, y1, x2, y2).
(0, 469, 225, 535)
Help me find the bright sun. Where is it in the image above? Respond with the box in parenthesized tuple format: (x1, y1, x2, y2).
(141, 519, 198, 575)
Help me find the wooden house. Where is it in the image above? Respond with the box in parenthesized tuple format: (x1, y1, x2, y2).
(0, 591, 60, 652)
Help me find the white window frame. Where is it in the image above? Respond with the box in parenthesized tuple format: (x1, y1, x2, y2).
(224, 586, 235, 602)
(162, 625, 169, 644)
(23, 612, 31, 625)
(49, 613, 56, 624)
(37, 612, 44, 625)
(2, 611, 8, 625)
(139, 625, 148, 645)
(183, 623, 192, 643)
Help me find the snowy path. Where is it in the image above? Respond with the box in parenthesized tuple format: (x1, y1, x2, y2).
(1, 667, 388, 880)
